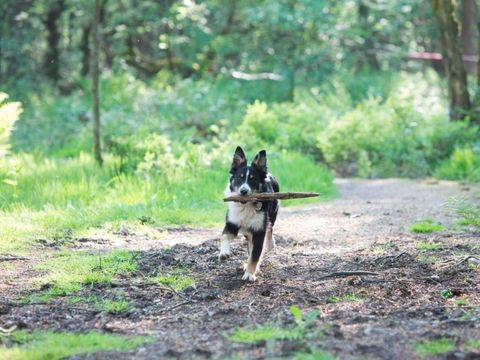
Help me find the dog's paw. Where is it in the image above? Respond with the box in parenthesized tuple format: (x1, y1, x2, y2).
(242, 271, 256, 282)
(218, 252, 231, 261)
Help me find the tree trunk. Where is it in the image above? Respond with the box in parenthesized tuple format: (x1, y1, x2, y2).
(357, 1, 380, 71)
(461, 0, 478, 74)
(92, 0, 103, 165)
(80, 25, 91, 76)
(430, 0, 471, 120)
(43, 0, 65, 83)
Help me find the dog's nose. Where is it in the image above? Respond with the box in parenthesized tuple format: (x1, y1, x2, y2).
(240, 188, 248, 195)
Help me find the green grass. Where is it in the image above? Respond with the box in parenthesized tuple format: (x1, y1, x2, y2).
(327, 293, 365, 304)
(0, 330, 149, 360)
(0, 151, 335, 254)
(465, 338, 480, 351)
(95, 298, 132, 314)
(413, 338, 456, 357)
(149, 268, 195, 291)
(229, 325, 305, 343)
(416, 241, 442, 252)
(455, 298, 469, 306)
(229, 305, 320, 344)
(445, 198, 480, 228)
(295, 350, 338, 360)
(24, 250, 137, 302)
(410, 218, 445, 233)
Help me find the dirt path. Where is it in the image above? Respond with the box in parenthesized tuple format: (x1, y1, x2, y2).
(1, 179, 479, 359)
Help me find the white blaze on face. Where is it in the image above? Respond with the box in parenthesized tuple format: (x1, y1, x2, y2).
(239, 168, 251, 194)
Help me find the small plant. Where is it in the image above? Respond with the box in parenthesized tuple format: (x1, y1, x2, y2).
(416, 241, 442, 252)
(455, 298, 469, 306)
(445, 198, 480, 228)
(149, 268, 195, 291)
(229, 305, 320, 343)
(410, 218, 444, 233)
(327, 293, 364, 304)
(295, 349, 338, 360)
(95, 298, 132, 314)
(0, 330, 149, 359)
(440, 290, 453, 299)
(413, 338, 455, 357)
(465, 338, 480, 351)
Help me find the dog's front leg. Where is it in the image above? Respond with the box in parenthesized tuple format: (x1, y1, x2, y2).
(242, 230, 265, 281)
(219, 221, 239, 260)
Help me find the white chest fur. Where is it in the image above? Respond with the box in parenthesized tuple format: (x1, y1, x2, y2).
(224, 184, 265, 232)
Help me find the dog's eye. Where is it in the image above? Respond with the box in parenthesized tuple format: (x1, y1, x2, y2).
(249, 175, 253, 179)
(240, 173, 244, 178)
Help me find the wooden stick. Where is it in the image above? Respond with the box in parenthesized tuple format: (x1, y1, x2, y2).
(223, 192, 319, 202)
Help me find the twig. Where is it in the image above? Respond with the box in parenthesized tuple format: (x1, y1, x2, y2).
(318, 271, 380, 280)
(0, 325, 17, 335)
(158, 300, 191, 314)
(224, 192, 319, 202)
(456, 255, 480, 266)
(0, 255, 28, 262)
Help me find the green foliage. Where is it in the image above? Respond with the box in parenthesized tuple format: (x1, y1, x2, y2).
(33, 250, 137, 297)
(0, 330, 149, 360)
(95, 298, 132, 314)
(149, 268, 195, 291)
(445, 198, 480, 228)
(440, 290, 453, 299)
(229, 306, 320, 343)
(295, 350, 338, 360)
(435, 147, 480, 182)
(0, 93, 22, 158)
(416, 241, 442, 252)
(327, 293, 365, 304)
(465, 339, 480, 351)
(410, 218, 444, 233)
(413, 338, 455, 357)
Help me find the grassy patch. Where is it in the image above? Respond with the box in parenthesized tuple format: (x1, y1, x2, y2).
(416, 241, 442, 252)
(455, 298, 469, 307)
(95, 298, 132, 314)
(149, 267, 195, 291)
(327, 293, 365, 304)
(24, 250, 137, 302)
(410, 218, 444, 233)
(445, 198, 480, 228)
(295, 350, 338, 360)
(229, 305, 319, 344)
(465, 338, 480, 351)
(0, 330, 149, 359)
(413, 338, 455, 357)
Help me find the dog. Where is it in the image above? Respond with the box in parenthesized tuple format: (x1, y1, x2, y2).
(219, 146, 279, 281)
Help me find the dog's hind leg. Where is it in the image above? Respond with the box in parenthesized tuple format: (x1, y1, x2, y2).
(242, 230, 265, 281)
(219, 222, 238, 260)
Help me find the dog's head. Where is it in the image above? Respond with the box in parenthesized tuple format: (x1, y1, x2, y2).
(228, 146, 267, 196)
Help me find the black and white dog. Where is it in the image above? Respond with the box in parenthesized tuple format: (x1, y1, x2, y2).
(219, 146, 279, 281)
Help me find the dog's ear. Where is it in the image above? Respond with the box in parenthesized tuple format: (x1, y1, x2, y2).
(230, 146, 247, 174)
(252, 150, 267, 173)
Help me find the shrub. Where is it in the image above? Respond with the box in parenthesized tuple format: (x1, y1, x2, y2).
(0, 92, 22, 157)
(434, 146, 480, 182)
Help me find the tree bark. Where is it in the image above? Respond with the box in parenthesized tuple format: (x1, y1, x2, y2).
(357, 1, 380, 71)
(461, 0, 478, 74)
(430, 0, 471, 120)
(43, 0, 65, 83)
(80, 25, 91, 76)
(92, 0, 103, 165)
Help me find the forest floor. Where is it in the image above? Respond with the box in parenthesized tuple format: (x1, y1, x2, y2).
(1, 179, 479, 359)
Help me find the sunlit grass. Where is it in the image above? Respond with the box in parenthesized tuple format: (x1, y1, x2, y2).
(410, 218, 444, 233)
(149, 267, 195, 291)
(416, 241, 442, 252)
(0, 330, 149, 360)
(21, 250, 138, 303)
(0, 152, 335, 254)
(413, 338, 455, 357)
